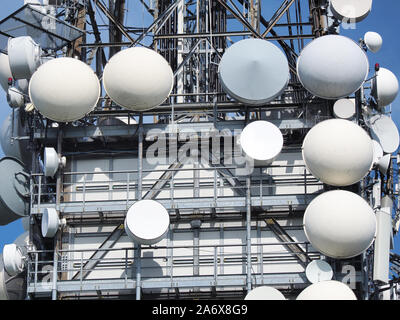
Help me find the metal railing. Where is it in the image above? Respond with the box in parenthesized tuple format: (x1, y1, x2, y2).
(27, 241, 322, 295)
(30, 163, 323, 214)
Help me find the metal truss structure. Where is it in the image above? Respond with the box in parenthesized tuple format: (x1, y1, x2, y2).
(1, 0, 399, 300)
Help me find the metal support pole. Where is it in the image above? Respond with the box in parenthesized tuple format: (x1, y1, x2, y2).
(246, 176, 252, 292)
(56, 127, 63, 212)
(136, 114, 144, 300)
(51, 249, 58, 300)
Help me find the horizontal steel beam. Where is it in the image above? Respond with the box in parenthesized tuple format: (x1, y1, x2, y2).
(33, 119, 312, 140)
(154, 32, 314, 40)
(32, 194, 316, 215)
(27, 272, 362, 295)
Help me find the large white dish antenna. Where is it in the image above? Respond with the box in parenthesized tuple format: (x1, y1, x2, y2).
(296, 280, 357, 300)
(303, 190, 376, 259)
(0, 53, 12, 92)
(305, 260, 333, 284)
(29, 57, 100, 122)
(218, 38, 289, 105)
(124, 200, 170, 245)
(297, 35, 369, 99)
(364, 32, 382, 53)
(371, 68, 399, 108)
(2, 244, 24, 276)
(368, 114, 400, 154)
(7, 36, 41, 80)
(240, 121, 283, 166)
(333, 98, 356, 119)
(302, 119, 373, 186)
(244, 286, 286, 300)
(103, 47, 173, 111)
(330, 0, 373, 23)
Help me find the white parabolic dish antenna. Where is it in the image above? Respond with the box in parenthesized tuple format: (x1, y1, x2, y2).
(0, 52, 12, 92)
(240, 121, 283, 165)
(7, 36, 41, 80)
(244, 286, 286, 300)
(2, 244, 24, 276)
(302, 119, 373, 186)
(103, 47, 174, 111)
(377, 154, 391, 175)
(364, 31, 383, 53)
(124, 200, 170, 245)
(372, 139, 383, 166)
(29, 57, 100, 122)
(296, 280, 357, 300)
(0, 252, 25, 300)
(368, 114, 400, 154)
(0, 109, 31, 165)
(330, 0, 373, 23)
(303, 190, 376, 259)
(218, 38, 289, 105)
(305, 260, 333, 284)
(333, 98, 356, 119)
(297, 35, 369, 99)
(371, 67, 399, 107)
(41, 208, 60, 238)
(0, 157, 30, 226)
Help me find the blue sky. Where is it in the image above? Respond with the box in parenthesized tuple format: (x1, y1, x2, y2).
(0, 1, 399, 256)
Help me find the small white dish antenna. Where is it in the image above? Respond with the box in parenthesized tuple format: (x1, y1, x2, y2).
(305, 260, 333, 284)
(7, 87, 25, 108)
(368, 114, 400, 154)
(2, 244, 24, 276)
(377, 154, 391, 175)
(244, 286, 286, 300)
(7, 36, 41, 80)
(44, 147, 66, 177)
(330, 0, 373, 23)
(333, 98, 356, 119)
(240, 121, 283, 166)
(372, 139, 384, 166)
(41, 208, 65, 238)
(0, 52, 12, 92)
(371, 67, 399, 108)
(364, 32, 383, 53)
(124, 200, 170, 245)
